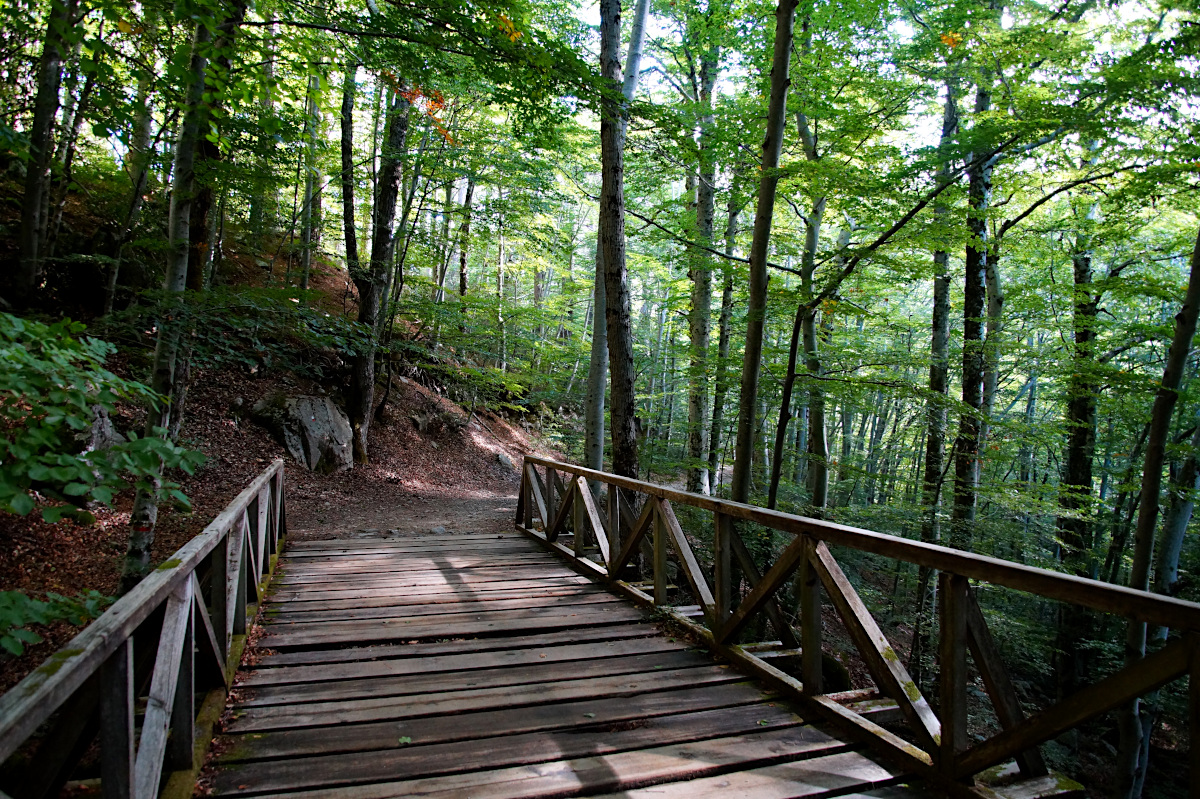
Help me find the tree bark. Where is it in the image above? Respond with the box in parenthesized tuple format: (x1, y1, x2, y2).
(708, 189, 739, 482)
(950, 76, 993, 548)
(300, 74, 320, 290)
(586, 0, 649, 479)
(685, 42, 720, 495)
(1114, 228, 1200, 799)
(598, 0, 643, 479)
(350, 91, 411, 463)
(730, 0, 798, 503)
(121, 0, 247, 591)
(341, 62, 361, 275)
(14, 0, 77, 307)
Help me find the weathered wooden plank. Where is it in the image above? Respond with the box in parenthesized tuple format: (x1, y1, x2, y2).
(956, 636, 1192, 777)
(134, 579, 192, 799)
(269, 565, 584, 591)
(658, 499, 715, 621)
(286, 533, 521, 549)
(242, 636, 690, 687)
(275, 552, 561, 574)
(239, 649, 711, 707)
(99, 640, 134, 799)
(213, 682, 772, 762)
(265, 591, 622, 624)
(210, 702, 809, 794)
(266, 584, 603, 613)
(259, 604, 647, 648)
(238, 725, 851, 799)
(226, 665, 745, 732)
(963, 586, 1047, 777)
(252, 623, 660, 667)
(813, 541, 940, 754)
(267, 572, 592, 602)
(585, 750, 899, 798)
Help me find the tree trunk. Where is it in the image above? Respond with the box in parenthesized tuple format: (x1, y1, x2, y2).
(910, 76, 957, 686)
(685, 46, 720, 495)
(598, 0, 642, 479)
(14, 0, 77, 307)
(350, 91, 411, 463)
(730, 0, 798, 503)
(586, 0, 649, 479)
(707, 190, 739, 481)
(300, 74, 320, 290)
(341, 62, 361, 275)
(121, 0, 248, 591)
(950, 76, 993, 548)
(1114, 228, 1200, 799)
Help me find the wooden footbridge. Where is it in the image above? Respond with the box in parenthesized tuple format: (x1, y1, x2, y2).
(2, 457, 1198, 799)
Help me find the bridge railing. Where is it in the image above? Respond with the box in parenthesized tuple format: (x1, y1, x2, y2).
(516, 455, 1200, 796)
(0, 459, 287, 799)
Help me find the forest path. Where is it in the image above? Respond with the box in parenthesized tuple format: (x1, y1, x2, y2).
(200, 529, 919, 798)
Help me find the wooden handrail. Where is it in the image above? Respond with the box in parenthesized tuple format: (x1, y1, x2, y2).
(0, 459, 287, 799)
(516, 455, 1200, 797)
(523, 455, 1200, 630)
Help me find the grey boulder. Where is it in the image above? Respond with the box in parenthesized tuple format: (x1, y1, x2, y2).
(252, 394, 353, 473)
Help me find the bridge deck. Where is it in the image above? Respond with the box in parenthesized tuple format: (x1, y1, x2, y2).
(202, 530, 921, 798)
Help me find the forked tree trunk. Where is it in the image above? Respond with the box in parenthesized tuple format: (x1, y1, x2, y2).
(350, 91, 411, 463)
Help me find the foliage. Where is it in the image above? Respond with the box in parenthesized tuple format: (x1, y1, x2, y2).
(0, 313, 204, 523)
(0, 590, 112, 656)
(99, 288, 376, 379)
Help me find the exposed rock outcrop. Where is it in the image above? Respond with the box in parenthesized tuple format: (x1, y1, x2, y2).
(252, 394, 353, 473)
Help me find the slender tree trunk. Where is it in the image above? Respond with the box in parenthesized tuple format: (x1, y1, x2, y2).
(731, 0, 798, 503)
(14, 0, 77, 307)
(767, 196, 824, 508)
(950, 75, 993, 548)
(341, 62, 361, 275)
(910, 77, 957, 686)
(300, 74, 320, 290)
(598, 0, 642, 479)
(1114, 228, 1200, 799)
(586, 0, 649, 479)
(707, 190, 738, 481)
(350, 91, 411, 462)
(685, 47, 720, 495)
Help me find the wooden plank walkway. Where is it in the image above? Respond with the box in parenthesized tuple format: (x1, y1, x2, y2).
(201, 530, 924, 798)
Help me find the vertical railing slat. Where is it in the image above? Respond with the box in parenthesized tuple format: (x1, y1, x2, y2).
(99, 640, 134, 799)
(653, 499, 667, 605)
(938, 572, 968, 773)
(713, 512, 732, 626)
(799, 537, 823, 694)
(133, 579, 191, 799)
(166, 599, 194, 771)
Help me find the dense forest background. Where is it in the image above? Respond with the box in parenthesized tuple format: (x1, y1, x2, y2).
(1, 0, 1198, 793)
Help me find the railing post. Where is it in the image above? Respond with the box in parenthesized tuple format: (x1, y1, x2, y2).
(714, 512, 732, 626)
(573, 482, 586, 556)
(522, 466, 534, 530)
(546, 467, 558, 529)
(99, 639, 134, 799)
(211, 534, 230, 658)
(939, 572, 968, 774)
(1190, 632, 1198, 798)
(653, 499, 668, 605)
(607, 483, 620, 575)
(800, 536, 822, 694)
